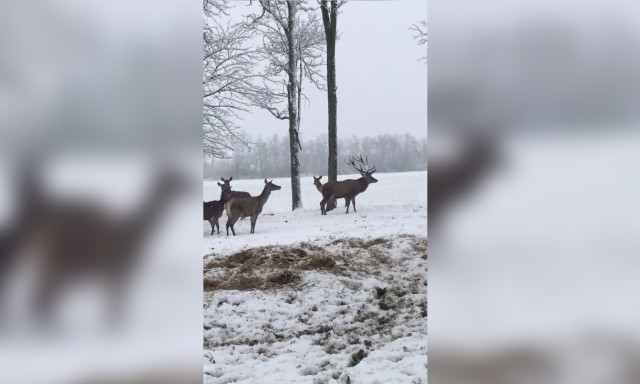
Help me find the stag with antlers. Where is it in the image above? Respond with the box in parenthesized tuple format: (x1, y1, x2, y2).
(320, 155, 378, 215)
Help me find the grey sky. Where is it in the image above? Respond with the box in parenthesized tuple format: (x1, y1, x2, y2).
(226, 0, 427, 141)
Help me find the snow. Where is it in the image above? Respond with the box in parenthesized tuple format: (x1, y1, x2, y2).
(203, 171, 427, 383)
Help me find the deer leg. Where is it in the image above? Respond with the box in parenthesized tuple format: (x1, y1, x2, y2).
(106, 273, 129, 330)
(320, 199, 325, 215)
(226, 214, 239, 236)
(32, 268, 62, 326)
(208, 219, 215, 236)
(345, 198, 351, 214)
(352, 198, 357, 212)
(250, 215, 257, 234)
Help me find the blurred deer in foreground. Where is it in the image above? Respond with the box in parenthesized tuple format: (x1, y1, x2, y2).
(428, 134, 499, 231)
(320, 155, 378, 215)
(203, 200, 224, 235)
(2, 157, 187, 328)
(225, 179, 281, 236)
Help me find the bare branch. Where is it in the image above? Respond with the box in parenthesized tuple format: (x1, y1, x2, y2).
(410, 20, 427, 63)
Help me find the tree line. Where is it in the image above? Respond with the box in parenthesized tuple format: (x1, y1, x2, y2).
(204, 132, 427, 180)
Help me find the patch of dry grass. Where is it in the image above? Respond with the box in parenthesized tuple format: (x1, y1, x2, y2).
(203, 234, 427, 292)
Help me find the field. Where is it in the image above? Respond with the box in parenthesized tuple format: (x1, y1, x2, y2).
(203, 171, 427, 383)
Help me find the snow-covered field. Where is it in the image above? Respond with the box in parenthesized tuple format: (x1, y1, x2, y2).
(203, 171, 427, 383)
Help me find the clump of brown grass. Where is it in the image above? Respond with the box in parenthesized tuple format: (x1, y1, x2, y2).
(302, 255, 338, 272)
(331, 237, 389, 249)
(204, 273, 263, 292)
(266, 270, 301, 288)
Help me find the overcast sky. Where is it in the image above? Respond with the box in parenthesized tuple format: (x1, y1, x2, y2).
(225, 0, 427, 141)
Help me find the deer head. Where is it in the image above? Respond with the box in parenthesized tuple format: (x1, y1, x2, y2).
(313, 175, 323, 188)
(218, 176, 233, 191)
(346, 155, 378, 184)
(264, 179, 281, 192)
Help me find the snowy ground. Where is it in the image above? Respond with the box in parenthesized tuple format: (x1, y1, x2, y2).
(203, 171, 427, 383)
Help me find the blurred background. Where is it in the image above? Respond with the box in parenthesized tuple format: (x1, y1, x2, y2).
(429, 0, 640, 383)
(0, 0, 203, 383)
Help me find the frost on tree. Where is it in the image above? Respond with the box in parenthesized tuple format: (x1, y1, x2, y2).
(249, 0, 326, 210)
(320, 0, 347, 211)
(203, 0, 259, 158)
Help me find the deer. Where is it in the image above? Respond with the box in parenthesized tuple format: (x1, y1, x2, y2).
(313, 175, 324, 193)
(320, 155, 378, 215)
(217, 177, 251, 203)
(313, 175, 341, 211)
(203, 200, 224, 235)
(217, 177, 251, 220)
(428, 133, 499, 231)
(1, 157, 188, 329)
(225, 179, 281, 236)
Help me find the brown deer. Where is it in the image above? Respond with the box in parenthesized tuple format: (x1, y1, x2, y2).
(217, 177, 251, 203)
(320, 155, 378, 215)
(3, 158, 188, 328)
(225, 179, 281, 236)
(428, 133, 499, 231)
(203, 200, 224, 235)
(313, 175, 324, 193)
(313, 175, 341, 211)
(218, 177, 251, 219)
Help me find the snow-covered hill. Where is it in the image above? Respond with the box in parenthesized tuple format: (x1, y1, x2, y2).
(203, 171, 427, 383)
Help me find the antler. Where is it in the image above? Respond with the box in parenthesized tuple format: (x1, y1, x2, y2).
(346, 154, 376, 174)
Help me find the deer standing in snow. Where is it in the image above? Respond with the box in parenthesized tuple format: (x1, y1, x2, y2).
(320, 155, 378, 215)
(217, 177, 250, 203)
(218, 177, 251, 220)
(225, 179, 281, 235)
(203, 200, 224, 235)
(313, 175, 341, 211)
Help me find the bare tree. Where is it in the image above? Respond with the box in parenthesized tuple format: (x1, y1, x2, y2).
(203, 0, 260, 158)
(248, 0, 326, 210)
(320, 0, 346, 211)
(410, 20, 427, 63)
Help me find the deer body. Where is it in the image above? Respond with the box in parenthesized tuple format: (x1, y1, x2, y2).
(314, 175, 342, 211)
(218, 177, 250, 204)
(218, 177, 251, 220)
(320, 155, 378, 215)
(225, 179, 281, 235)
(8, 164, 186, 326)
(203, 200, 224, 235)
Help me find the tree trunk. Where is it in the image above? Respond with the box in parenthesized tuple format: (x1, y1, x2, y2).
(287, 1, 302, 210)
(321, 0, 339, 210)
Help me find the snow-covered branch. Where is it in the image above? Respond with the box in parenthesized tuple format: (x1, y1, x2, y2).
(203, 0, 261, 158)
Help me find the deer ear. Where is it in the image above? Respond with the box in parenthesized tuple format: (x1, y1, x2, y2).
(319, 176, 322, 180)
(217, 182, 223, 186)
(264, 178, 268, 184)
(229, 176, 233, 181)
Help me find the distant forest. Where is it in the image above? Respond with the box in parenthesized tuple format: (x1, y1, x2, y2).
(204, 133, 427, 180)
